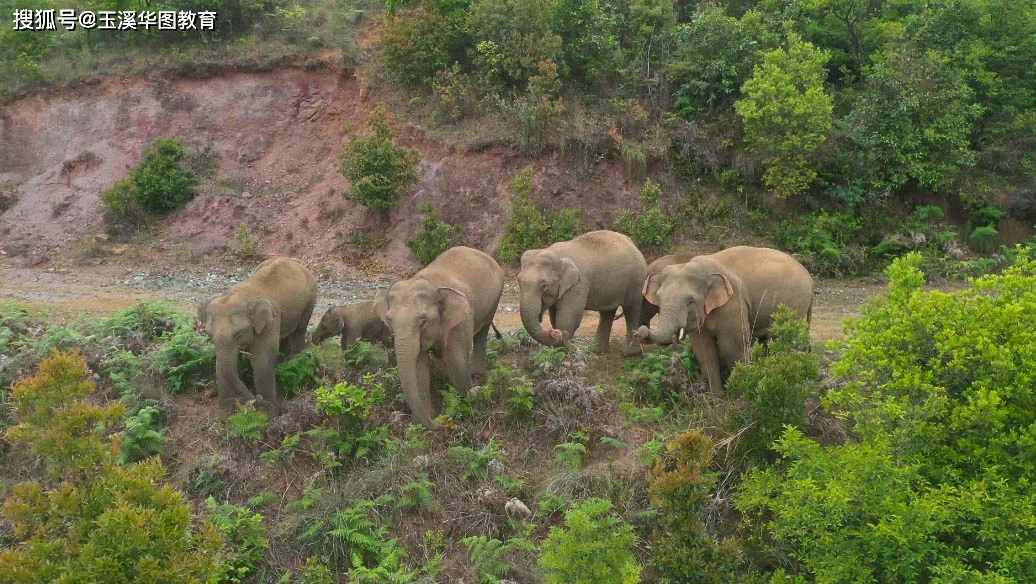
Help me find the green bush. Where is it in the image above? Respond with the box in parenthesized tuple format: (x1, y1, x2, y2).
(314, 375, 386, 421)
(726, 306, 819, 465)
(226, 406, 269, 440)
(120, 405, 168, 464)
(101, 138, 199, 238)
(276, 351, 321, 397)
(546, 207, 581, 243)
(406, 202, 463, 265)
(152, 322, 216, 393)
(622, 341, 696, 406)
(775, 210, 864, 277)
(649, 430, 740, 582)
(206, 498, 269, 584)
(339, 105, 421, 213)
(614, 179, 674, 248)
(380, 7, 461, 86)
(0, 351, 225, 581)
(497, 166, 548, 263)
(539, 497, 642, 584)
(738, 250, 1036, 581)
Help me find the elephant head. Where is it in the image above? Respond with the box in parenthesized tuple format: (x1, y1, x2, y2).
(197, 294, 279, 408)
(638, 262, 734, 345)
(517, 249, 580, 346)
(310, 308, 343, 346)
(374, 279, 473, 428)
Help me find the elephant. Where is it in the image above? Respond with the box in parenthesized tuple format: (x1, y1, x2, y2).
(518, 230, 646, 355)
(641, 253, 696, 328)
(197, 257, 317, 416)
(310, 302, 393, 350)
(374, 246, 504, 429)
(636, 246, 813, 392)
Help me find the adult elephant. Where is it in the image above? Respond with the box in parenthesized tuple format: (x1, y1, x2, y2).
(197, 257, 317, 416)
(518, 230, 646, 354)
(310, 302, 392, 350)
(641, 253, 695, 328)
(636, 246, 813, 392)
(374, 246, 504, 429)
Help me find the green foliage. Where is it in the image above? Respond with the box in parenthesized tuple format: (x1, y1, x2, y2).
(649, 429, 740, 582)
(553, 431, 589, 469)
(339, 105, 421, 213)
(614, 179, 675, 248)
(726, 306, 820, 466)
(739, 250, 1036, 582)
(396, 473, 437, 513)
(446, 438, 502, 480)
(342, 340, 392, 368)
(775, 210, 864, 277)
(406, 202, 463, 265)
(276, 351, 321, 397)
(0, 351, 225, 581)
(546, 206, 581, 243)
(498, 166, 548, 263)
(153, 322, 216, 393)
(206, 498, 269, 583)
(314, 375, 385, 420)
(535, 492, 570, 519)
(468, 0, 561, 89)
(539, 497, 642, 584)
(461, 535, 538, 584)
(233, 222, 259, 258)
(380, 7, 462, 86)
(101, 138, 198, 236)
(120, 405, 168, 464)
(622, 341, 696, 406)
(438, 385, 474, 424)
(735, 32, 834, 198)
(301, 495, 415, 580)
(226, 406, 269, 440)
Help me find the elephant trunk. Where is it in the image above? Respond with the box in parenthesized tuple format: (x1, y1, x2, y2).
(640, 304, 684, 345)
(520, 292, 560, 346)
(215, 342, 250, 402)
(394, 334, 436, 429)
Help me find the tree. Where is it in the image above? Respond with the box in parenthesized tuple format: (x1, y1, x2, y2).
(735, 32, 834, 198)
(339, 105, 421, 213)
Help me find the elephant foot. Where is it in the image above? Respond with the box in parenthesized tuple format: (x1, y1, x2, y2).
(619, 338, 643, 357)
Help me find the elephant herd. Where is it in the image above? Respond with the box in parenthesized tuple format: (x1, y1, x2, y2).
(196, 230, 815, 428)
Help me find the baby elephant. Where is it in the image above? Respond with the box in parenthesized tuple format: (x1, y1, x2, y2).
(310, 302, 393, 350)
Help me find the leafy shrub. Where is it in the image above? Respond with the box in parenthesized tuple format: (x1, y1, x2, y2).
(726, 306, 819, 465)
(101, 137, 199, 236)
(446, 438, 502, 480)
(546, 207, 581, 243)
(314, 374, 385, 421)
(233, 222, 259, 258)
(461, 535, 538, 584)
(614, 179, 675, 248)
(153, 322, 216, 393)
(622, 342, 696, 406)
(276, 351, 321, 397)
(0, 351, 225, 581)
(406, 202, 463, 265)
(649, 429, 740, 582)
(300, 495, 415, 580)
(775, 210, 865, 277)
(206, 498, 269, 584)
(226, 406, 269, 440)
(739, 250, 1036, 581)
(120, 405, 168, 464)
(339, 105, 421, 213)
(539, 497, 642, 584)
(380, 7, 461, 86)
(498, 166, 547, 263)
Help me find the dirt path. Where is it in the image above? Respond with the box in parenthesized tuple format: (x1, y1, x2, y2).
(1, 260, 883, 342)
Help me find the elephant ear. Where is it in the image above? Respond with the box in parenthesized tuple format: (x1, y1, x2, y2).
(643, 273, 663, 305)
(704, 273, 734, 315)
(327, 308, 346, 333)
(558, 258, 581, 298)
(196, 301, 210, 331)
(437, 287, 473, 346)
(249, 296, 275, 337)
(373, 287, 391, 327)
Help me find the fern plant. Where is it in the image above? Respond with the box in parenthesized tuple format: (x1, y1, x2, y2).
(226, 406, 269, 440)
(461, 535, 538, 584)
(396, 473, 437, 512)
(120, 405, 168, 463)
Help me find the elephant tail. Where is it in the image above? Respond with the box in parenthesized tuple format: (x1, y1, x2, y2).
(491, 322, 502, 339)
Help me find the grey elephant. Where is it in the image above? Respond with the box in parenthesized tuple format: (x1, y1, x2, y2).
(518, 230, 646, 354)
(636, 246, 813, 392)
(197, 257, 317, 416)
(310, 302, 392, 350)
(374, 246, 504, 428)
(641, 253, 696, 328)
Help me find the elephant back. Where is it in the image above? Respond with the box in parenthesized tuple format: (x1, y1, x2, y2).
(416, 246, 505, 321)
(709, 246, 813, 332)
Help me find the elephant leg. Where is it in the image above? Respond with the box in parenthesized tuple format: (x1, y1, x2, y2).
(594, 309, 616, 354)
(641, 299, 659, 328)
(444, 326, 474, 392)
(688, 331, 723, 393)
(251, 342, 282, 415)
(472, 323, 491, 377)
(620, 301, 644, 356)
(548, 306, 558, 330)
(717, 330, 751, 379)
(553, 291, 587, 344)
(416, 350, 435, 423)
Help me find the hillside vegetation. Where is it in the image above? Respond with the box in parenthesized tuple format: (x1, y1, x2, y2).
(1, 250, 1035, 582)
